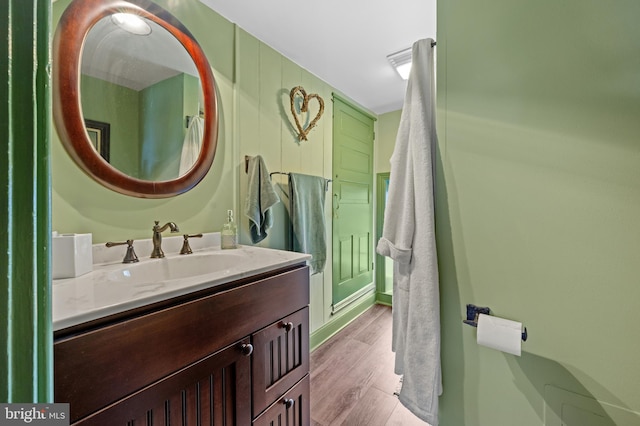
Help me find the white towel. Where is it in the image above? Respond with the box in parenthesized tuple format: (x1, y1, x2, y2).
(244, 156, 280, 244)
(178, 116, 204, 176)
(376, 38, 441, 426)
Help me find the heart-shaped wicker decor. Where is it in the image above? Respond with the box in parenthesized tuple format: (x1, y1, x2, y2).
(289, 86, 324, 141)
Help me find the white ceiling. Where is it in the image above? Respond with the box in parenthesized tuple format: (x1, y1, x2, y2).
(199, 0, 436, 114)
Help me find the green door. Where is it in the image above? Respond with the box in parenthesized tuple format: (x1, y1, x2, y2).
(332, 96, 375, 307)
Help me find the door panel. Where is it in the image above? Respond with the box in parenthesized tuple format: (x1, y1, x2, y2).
(338, 237, 354, 281)
(339, 148, 371, 174)
(339, 182, 370, 204)
(358, 233, 370, 274)
(332, 97, 375, 306)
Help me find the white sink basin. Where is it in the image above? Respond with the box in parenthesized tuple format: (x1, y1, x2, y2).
(105, 250, 247, 284)
(53, 245, 311, 331)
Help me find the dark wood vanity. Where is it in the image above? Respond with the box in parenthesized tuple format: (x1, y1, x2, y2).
(54, 264, 310, 425)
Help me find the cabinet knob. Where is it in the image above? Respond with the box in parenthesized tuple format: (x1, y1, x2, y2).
(282, 398, 295, 409)
(240, 343, 253, 356)
(281, 321, 294, 332)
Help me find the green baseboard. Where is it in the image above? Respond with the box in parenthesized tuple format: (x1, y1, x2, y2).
(376, 292, 392, 306)
(309, 291, 376, 352)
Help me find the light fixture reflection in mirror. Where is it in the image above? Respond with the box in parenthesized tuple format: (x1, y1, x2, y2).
(52, 0, 219, 198)
(111, 13, 152, 35)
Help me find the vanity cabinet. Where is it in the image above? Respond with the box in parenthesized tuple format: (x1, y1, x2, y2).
(54, 264, 310, 425)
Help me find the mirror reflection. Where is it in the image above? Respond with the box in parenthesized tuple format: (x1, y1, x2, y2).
(81, 14, 204, 181)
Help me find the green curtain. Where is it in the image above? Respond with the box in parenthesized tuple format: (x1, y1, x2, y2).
(0, 0, 53, 402)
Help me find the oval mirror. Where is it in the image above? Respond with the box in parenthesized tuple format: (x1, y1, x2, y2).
(53, 0, 218, 198)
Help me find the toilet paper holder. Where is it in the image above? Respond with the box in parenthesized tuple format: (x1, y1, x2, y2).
(463, 304, 528, 341)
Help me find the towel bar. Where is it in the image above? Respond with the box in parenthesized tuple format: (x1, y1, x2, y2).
(269, 171, 332, 191)
(244, 159, 334, 191)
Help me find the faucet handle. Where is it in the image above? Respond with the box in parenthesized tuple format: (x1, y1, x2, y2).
(106, 240, 139, 264)
(180, 234, 203, 255)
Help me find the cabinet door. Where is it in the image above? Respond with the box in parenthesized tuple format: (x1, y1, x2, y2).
(253, 375, 310, 426)
(252, 308, 309, 417)
(75, 340, 252, 426)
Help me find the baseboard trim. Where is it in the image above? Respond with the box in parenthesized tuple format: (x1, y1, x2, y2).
(310, 291, 377, 352)
(332, 283, 375, 314)
(376, 292, 392, 306)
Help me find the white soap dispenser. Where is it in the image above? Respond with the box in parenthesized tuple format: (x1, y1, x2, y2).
(221, 209, 238, 249)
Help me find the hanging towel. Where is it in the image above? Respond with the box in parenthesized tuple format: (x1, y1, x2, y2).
(244, 155, 280, 244)
(178, 115, 204, 176)
(376, 38, 442, 426)
(289, 173, 327, 275)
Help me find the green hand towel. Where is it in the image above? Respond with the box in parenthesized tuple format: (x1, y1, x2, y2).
(289, 173, 327, 275)
(244, 155, 280, 243)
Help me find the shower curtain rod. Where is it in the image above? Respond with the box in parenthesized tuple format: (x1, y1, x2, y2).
(431, 40, 436, 47)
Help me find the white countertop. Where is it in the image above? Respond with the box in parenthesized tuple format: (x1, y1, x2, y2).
(53, 241, 311, 331)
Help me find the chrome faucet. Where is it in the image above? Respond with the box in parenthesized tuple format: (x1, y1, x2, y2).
(151, 221, 180, 258)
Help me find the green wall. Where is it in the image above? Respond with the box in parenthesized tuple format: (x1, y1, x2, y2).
(80, 74, 140, 176)
(375, 110, 402, 174)
(437, 0, 640, 424)
(140, 73, 198, 180)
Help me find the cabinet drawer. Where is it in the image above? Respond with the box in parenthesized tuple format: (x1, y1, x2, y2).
(252, 307, 309, 417)
(55, 265, 309, 423)
(76, 340, 252, 426)
(253, 375, 310, 426)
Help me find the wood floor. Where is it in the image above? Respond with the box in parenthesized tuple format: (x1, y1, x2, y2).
(310, 304, 430, 426)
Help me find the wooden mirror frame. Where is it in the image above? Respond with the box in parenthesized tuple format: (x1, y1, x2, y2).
(53, 0, 218, 198)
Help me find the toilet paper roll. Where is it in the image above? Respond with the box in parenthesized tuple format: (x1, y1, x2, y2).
(477, 313, 522, 356)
